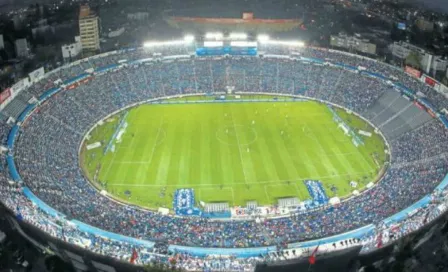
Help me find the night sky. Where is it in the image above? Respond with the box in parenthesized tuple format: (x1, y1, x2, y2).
(414, 0, 448, 12)
(0, 0, 447, 13)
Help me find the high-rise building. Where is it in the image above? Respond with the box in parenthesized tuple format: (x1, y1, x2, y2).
(62, 36, 82, 61)
(389, 41, 448, 74)
(0, 34, 4, 50)
(78, 5, 100, 52)
(330, 34, 377, 55)
(15, 38, 29, 58)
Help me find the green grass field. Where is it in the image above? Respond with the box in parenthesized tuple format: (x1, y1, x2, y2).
(81, 95, 387, 209)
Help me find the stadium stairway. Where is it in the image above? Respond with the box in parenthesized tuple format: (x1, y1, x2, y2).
(363, 91, 432, 140)
(3, 97, 29, 120)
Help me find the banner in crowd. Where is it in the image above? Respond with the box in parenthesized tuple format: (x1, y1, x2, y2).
(29, 67, 45, 82)
(405, 66, 422, 79)
(304, 180, 329, 206)
(0, 88, 11, 105)
(173, 188, 202, 217)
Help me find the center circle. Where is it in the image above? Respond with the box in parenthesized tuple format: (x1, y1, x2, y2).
(215, 125, 258, 146)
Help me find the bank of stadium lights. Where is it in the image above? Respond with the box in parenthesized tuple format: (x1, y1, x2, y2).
(257, 34, 270, 43)
(205, 32, 224, 40)
(183, 35, 195, 43)
(204, 41, 224, 47)
(256, 35, 305, 47)
(230, 41, 257, 47)
(143, 40, 185, 47)
(229, 32, 248, 40)
(273, 40, 305, 47)
(143, 35, 195, 47)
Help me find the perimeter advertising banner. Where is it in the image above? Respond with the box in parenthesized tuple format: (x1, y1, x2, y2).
(0, 88, 11, 105)
(405, 66, 422, 79)
(414, 101, 425, 110)
(424, 76, 436, 87)
(29, 67, 45, 83)
(11, 78, 30, 95)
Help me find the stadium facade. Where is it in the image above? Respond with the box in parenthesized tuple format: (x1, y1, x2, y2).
(0, 36, 448, 271)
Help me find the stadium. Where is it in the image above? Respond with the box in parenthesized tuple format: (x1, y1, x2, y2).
(0, 33, 448, 272)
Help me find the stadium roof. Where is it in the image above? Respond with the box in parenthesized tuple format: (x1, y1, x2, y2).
(166, 12, 303, 32)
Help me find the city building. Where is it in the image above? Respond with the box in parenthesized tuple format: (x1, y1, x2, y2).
(78, 5, 100, 52)
(61, 36, 82, 60)
(127, 12, 149, 21)
(389, 41, 448, 74)
(14, 38, 29, 58)
(416, 17, 434, 32)
(12, 14, 23, 30)
(330, 34, 377, 55)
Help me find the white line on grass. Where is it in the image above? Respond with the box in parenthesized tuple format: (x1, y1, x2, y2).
(294, 183, 302, 199)
(104, 125, 137, 179)
(230, 106, 248, 184)
(108, 170, 376, 187)
(264, 185, 271, 203)
(102, 146, 119, 181)
(139, 115, 164, 185)
(114, 161, 150, 164)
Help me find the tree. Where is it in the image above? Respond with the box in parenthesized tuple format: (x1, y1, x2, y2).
(405, 51, 422, 70)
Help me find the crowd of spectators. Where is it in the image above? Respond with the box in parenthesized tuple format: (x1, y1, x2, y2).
(0, 44, 446, 270)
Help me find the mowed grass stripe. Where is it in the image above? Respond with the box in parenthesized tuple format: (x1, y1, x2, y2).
(135, 113, 164, 184)
(216, 107, 236, 186)
(265, 119, 301, 180)
(179, 117, 192, 187)
(314, 126, 356, 178)
(200, 112, 212, 185)
(154, 114, 175, 185)
(239, 105, 271, 182)
(252, 126, 281, 183)
(329, 127, 373, 175)
(229, 104, 258, 183)
(189, 112, 202, 185)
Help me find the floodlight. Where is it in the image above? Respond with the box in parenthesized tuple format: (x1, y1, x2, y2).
(143, 42, 156, 47)
(204, 41, 223, 47)
(266, 40, 305, 47)
(205, 32, 224, 40)
(230, 41, 257, 47)
(184, 35, 195, 43)
(285, 41, 305, 47)
(143, 40, 186, 47)
(229, 32, 248, 40)
(257, 34, 270, 42)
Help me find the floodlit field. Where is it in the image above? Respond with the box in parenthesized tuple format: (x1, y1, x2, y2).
(81, 95, 387, 209)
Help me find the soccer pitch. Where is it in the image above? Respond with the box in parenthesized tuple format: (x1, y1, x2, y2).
(81, 96, 387, 209)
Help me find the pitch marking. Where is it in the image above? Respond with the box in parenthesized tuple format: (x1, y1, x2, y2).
(108, 170, 375, 187)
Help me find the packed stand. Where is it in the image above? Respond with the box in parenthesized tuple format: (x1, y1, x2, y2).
(0, 46, 445, 272)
